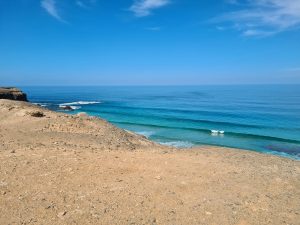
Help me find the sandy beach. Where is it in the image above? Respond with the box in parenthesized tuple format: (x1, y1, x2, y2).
(0, 99, 299, 225)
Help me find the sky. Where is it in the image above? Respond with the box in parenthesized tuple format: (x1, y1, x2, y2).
(0, 0, 300, 86)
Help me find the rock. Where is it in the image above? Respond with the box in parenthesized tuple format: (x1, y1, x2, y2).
(154, 175, 162, 180)
(0, 87, 28, 101)
(57, 211, 67, 218)
(59, 105, 74, 111)
(28, 111, 45, 117)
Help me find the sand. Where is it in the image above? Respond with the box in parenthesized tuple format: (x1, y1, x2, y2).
(0, 99, 299, 225)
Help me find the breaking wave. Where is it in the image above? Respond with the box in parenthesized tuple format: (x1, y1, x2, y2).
(59, 101, 101, 106)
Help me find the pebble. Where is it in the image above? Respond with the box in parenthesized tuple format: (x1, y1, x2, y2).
(154, 176, 162, 180)
(0, 181, 8, 187)
(57, 211, 67, 218)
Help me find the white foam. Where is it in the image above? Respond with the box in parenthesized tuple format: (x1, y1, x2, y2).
(59, 101, 101, 106)
(136, 131, 156, 138)
(33, 103, 48, 107)
(70, 106, 81, 110)
(211, 130, 225, 135)
(59, 105, 81, 110)
(266, 150, 300, 161)
(160, 141, 194, 148)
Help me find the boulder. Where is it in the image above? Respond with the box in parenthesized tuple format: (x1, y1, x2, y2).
(28, 111, 45, 118)
(59, 105, 74, 111)
(0, 87, 28, 101)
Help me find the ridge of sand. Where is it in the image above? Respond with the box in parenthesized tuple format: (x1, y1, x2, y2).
(0, 99, 299, 225)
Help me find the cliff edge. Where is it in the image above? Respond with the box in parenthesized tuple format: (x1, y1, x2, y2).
(0, 87, 28, 101)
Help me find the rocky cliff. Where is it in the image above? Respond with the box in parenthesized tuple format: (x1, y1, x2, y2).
(0, 87, 28, 101)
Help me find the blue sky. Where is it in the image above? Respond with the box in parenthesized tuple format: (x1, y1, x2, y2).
(0, 0, 300, 85)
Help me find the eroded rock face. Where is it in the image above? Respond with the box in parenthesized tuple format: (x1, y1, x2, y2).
(0, 87, 28, 101)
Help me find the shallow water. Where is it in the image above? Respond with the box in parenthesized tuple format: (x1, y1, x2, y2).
(22, 85, 300, 160)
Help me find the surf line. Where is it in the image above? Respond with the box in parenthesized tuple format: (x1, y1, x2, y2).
(211, 130, 225, 136)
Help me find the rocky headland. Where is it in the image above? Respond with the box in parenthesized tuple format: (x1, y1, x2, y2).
(0, 87, 28, 101)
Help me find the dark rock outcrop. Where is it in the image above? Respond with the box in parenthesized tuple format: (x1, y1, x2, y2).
(0, 87, 28, 101)
(28, 111, 45, 117)
(59, 105, 74, 111)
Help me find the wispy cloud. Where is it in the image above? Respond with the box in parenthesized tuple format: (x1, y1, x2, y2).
(76, 0, 88, 9)
(130, 0, 170, 17)
(76, 0, 97, 9)
(215, 0, 300, 36)
(41, 0, 65, 22)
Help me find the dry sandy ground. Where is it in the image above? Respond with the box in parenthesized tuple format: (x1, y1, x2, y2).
(0, 99, 299, 225)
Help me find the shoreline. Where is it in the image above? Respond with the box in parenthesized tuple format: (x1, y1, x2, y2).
(28, 93, 300, 161)
(0, 99, 299, 224)
(38, 100, 300, 160)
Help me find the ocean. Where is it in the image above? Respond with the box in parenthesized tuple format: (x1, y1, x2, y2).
(22, 85, 300, 160)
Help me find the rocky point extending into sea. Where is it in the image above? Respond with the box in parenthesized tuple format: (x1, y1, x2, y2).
(0, 87, 28, 101)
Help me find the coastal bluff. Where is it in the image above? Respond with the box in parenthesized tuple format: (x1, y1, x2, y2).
(0, 99, 299, 225)
(0, 87, 28, 101)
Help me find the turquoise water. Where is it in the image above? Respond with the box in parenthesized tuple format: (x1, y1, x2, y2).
(22, 85, 300, 160)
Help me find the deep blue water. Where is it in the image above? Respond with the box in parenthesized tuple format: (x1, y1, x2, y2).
(22, 85, 300, 160)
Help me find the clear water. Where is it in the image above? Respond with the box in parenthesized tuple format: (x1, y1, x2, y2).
(22, 85, 300, 160)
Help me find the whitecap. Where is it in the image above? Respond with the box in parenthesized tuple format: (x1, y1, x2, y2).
(70, 106, 81, 110)
(211, 130, 225, 136)
(33, 103, 48, 107)
(59, 101, 101, 106)
(58, 105, 81, 110)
